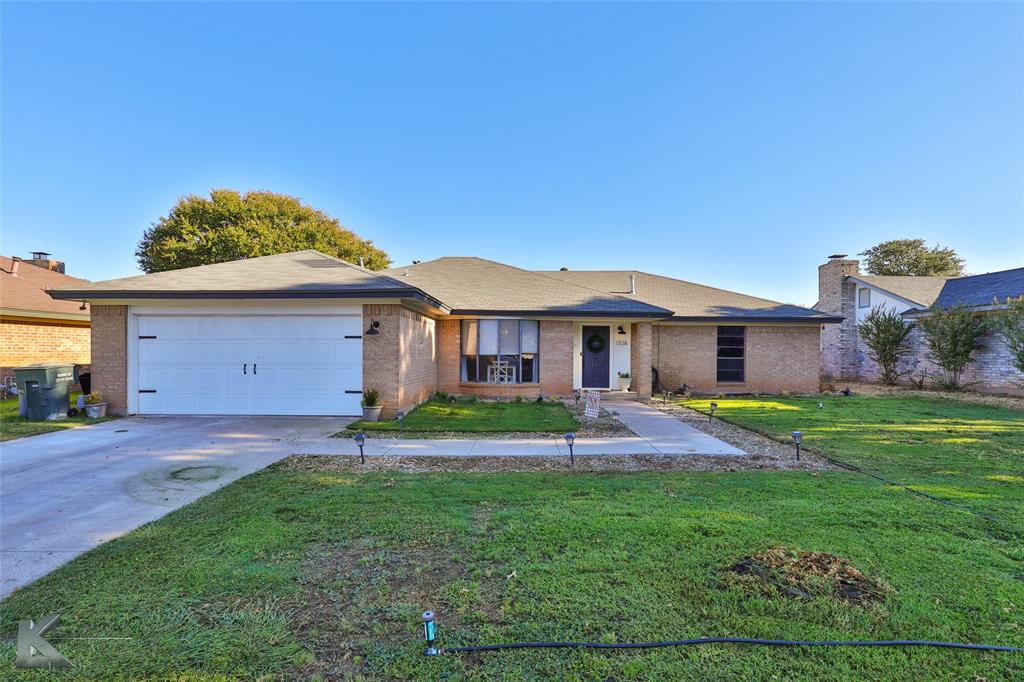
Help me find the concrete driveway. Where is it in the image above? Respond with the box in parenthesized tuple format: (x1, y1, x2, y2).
(0, 415, 351, 599)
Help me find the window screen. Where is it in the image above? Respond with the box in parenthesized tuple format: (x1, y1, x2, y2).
(717, 326, 745, 383)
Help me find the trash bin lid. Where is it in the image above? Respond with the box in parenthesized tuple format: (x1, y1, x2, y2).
(13, 363, 76, 370)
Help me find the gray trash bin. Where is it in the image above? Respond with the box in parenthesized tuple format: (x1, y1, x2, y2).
(14, 364, 75, 421)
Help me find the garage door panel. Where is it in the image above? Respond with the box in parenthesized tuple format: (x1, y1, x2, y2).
(135, 314, 362, 416)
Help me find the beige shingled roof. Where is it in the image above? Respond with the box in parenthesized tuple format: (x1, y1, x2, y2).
(849, 275, 949, 307)
(50, 250, 427, 300)
(538, 270, 836, 321)
(1, 256, 90, 318)
(386, 258, 670, 316)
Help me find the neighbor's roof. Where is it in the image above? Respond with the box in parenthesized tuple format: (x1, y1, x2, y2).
(386, 258, 671, 317)
(847, 275, 949, 307)
(1, 256, 90, 320)
(931, 267, 1024, 309)
(49, 250, 445, 307)
(538, 270, 839, 323)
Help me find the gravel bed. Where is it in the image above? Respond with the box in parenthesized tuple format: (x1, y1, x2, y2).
(838, 381, 1024, 410)
(281, 452, 827, 474)
(648, 401, 834, 471)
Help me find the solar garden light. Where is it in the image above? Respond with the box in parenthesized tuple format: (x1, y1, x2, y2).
(564, 432, 575, 466)
(422, 611, 439, 656)
(574, 389, 581, 406)
(818, 401, 824, 410)
(791, 431, 803, 462)
(396, 411, 405, 435)
(709, 401, 718, 422)
(354, 432, 366, 465)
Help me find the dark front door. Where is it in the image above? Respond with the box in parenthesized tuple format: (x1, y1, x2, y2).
(581, 326, 610, 388)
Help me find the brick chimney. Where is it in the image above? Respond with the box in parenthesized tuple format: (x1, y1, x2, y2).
(818, 254, 860, 379)
(28, 251, 65, 274)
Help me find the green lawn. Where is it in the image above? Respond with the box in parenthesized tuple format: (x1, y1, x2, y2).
(348, 397, 578, 433)
(0, 392, 109, 442)
(682, 395, 1024, 532)
(1, 395, 1022, 679)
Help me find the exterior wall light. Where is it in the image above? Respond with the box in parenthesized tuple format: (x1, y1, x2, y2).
(791, 431, 802, 461)
(564, 432, 575, 465)
(366, 320, 381, 336)
(617, 325, 626, 335)
(354, 432, 366, 464)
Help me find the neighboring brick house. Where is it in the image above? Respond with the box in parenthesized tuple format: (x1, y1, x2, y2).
(1, 253, 91, 383)
(817, 254, 1024, 393)
(50, 251, 839, 417)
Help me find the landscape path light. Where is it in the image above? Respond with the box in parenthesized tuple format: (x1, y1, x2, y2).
(564, 432, 575, 466)
(791, 431, 803, 462)
(354, 432, 366, 465)
(709, 401, 718, 422)
(397, 411, 405, 435)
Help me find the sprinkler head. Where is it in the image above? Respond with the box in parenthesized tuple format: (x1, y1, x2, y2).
(422, 610, 439, 656)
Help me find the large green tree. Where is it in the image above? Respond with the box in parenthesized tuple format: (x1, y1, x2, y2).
(136, 190, 390, 273)
(859, 239, 964, 276)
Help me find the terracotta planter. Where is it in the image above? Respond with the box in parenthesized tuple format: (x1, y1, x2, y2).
(361, 405, 383, 422)
(84, 403, 107, 419)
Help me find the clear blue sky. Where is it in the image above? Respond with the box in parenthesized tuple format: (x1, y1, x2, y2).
(2, 2, 1022, 306)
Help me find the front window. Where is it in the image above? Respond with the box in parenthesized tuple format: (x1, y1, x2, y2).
(717, 325, 745, 383)
(461, 319, 539, 383)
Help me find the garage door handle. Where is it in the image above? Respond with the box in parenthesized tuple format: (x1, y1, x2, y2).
(253, 363, 257, 375)
(243, 363, 247, 375)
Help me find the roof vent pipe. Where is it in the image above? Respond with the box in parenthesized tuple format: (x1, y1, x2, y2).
(10, 257, 20, 277)
(629, 274, 636, 295)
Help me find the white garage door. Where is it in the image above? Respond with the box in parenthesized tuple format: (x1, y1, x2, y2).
(135, 314, 362, 416)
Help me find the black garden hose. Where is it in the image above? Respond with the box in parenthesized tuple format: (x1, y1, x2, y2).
(442, 637, 1024, 654)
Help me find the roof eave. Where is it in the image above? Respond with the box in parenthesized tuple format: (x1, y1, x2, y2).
(449, 308, 670, 318)
(664, 315, 844, 324)
(48, 288, 449, 311)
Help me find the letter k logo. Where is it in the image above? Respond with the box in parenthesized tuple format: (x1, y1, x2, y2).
(16, 613, 71, 668)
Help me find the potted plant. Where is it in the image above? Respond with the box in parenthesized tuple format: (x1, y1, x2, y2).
(617, 371, 631, 391)
(361, 389, 383, 422)
(84, 392, 107, 418)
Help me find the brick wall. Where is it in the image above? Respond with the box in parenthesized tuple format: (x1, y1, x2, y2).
(436, 319, 573, 399)
(855, 323, 1023, 393)
(630, 322, 653, 397)
(653, 323, 821, 394)
(1, 317, 91, 382)
(818, 256, 860, 379)
(398, 307, 437, 409)
(362, 304, 438, 418)
(90, 305, 128, 414)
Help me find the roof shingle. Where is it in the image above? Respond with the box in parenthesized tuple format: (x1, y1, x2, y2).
(1, 256, 90, 318)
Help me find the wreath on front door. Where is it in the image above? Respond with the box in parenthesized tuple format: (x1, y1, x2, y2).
(586, 333, 606, 354)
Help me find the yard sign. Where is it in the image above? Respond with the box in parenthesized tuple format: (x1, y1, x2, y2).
(584, 391, 601, 419)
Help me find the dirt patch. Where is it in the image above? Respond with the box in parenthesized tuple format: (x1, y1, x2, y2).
(726, 546, 892, 606)
(286, 535, 506, 678)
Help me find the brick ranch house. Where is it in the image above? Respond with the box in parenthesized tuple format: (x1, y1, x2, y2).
(817, 254, 1024, 392)
(1, 253, 90, 383)
(50, 251, 839, 417)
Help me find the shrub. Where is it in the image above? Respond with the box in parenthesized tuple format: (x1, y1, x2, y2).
(84, 392, 104, 405)
(514, 394, 524, 403)
(917, 305, 989, 389)
(992, 296, 1024, 381)
(361, 389, 380, 407)
(431, 390, 450, 402)
(857, 306, 914, 385)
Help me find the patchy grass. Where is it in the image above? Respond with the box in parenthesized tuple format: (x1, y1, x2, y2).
(0, 392, 110, 442)
(347, 398, 578, 434)
(2, 463, 1023, 679)
(681, 395, 1024, 531)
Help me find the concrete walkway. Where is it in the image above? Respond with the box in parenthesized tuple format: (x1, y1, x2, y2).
(298, 402, 744, 457)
